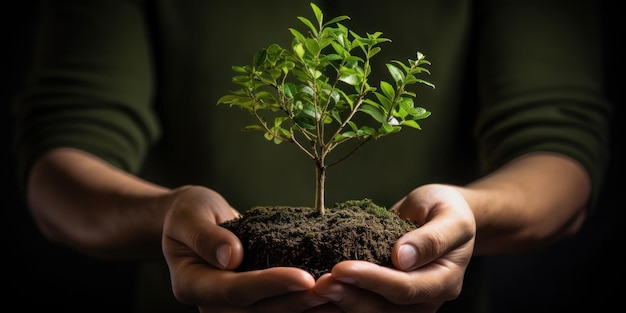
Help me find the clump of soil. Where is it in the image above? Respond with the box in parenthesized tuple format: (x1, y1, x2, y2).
(220, 198, 418, 279)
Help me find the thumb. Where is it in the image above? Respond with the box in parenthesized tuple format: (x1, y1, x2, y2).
(202, 222, 244, 270)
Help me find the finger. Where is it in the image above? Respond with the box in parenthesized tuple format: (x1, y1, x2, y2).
(392, 222, 474, 271)
(252, 289, 331, 313)
(174, 266, 316, 308)
(392, 187, 475, 270)
(327, 260, 463, 305)
(164, 217, 244, 270)
(163, 188, 245, 269)
(198, 290, 330, 313)
(389, 196, 407, 213)
(223, 267, 316, 305)
(198, 291, 330, 313)
(315, 271, 441, 313)
(302, 302, 343, 313)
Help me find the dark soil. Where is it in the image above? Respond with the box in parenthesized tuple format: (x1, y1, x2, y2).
(220, 198, 418, 279)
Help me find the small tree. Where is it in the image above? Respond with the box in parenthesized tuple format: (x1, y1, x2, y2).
(217, 3, 434, 214)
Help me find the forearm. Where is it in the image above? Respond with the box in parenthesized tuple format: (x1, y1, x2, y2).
(460, 152, 590, 255)
(27, 148, 172, 259)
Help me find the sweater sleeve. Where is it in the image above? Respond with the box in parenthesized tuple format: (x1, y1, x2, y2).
(12, 0, 160, 186)
(474, 0, 611, 212)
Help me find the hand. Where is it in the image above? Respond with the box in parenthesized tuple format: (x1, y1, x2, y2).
(314, 184, 476, 313)
(162, 185, 329, 313)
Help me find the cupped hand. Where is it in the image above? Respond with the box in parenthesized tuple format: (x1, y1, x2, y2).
(162, 185, 328, 313)
(314, 184, 476, 313)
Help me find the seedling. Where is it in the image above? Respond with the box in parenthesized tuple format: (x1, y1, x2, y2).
(217, 2, 434, 214)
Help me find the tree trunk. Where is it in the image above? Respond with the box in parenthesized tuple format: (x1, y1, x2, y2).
(315, 164, 326, 215)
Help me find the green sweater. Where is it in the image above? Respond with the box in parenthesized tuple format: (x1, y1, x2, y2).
(13, 0, 610, 312)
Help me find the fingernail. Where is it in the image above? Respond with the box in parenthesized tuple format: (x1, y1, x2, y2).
(216, 244, 231, 268)
(398, 244, 418, 270)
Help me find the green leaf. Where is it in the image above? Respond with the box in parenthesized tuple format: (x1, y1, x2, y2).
(359, 103, 386, 123)
(322, 53, 342, 62)
(293, 43, 305, 58)
(398, 97, 414, 110)
(404, 74, 418, 85)
(232, 65, 247, 73)
(231, 75, 251, 83)
(390, 60, 411, 74)
(289, 28, 307, 43)
(252, 49, 267, 68)
(358, 126, 376, 137)
(412, 66, 431, 75)
(335, 89, 355, 109)
(342, 120, 356, 132)
(378, 122, 400, 135)
(416, 78, 436, 89)
(310, 2, 323, 26)
(299, 102, 319, 119)
(330, 108, 342, 123)
(263, 131, 275, 141)
(330, 41, 347, 56)
(368, 46, 382, 58)
(379, 81, 395, 101)
(297, 16, 318, 37)
(283, 83, 297, 98)
(242, 124, 265, 132)
(386, 63, 404, 84)
(393, 101, 408, 118)
(371, 92, 392, 111)
(323, 15, 350, 28)
(304, 38, 320, 55)
(339, 73, 361, 85)
(216, 94, 239, 105)
(309, 68, 323, 79)
(411, 107, 431, 119)
(335, 131, 356, 141)
(255, 91, 276, 102)
(401, 119, 422, 130)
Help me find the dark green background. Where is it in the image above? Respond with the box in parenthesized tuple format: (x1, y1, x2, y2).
(2, 1, 623, 312)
